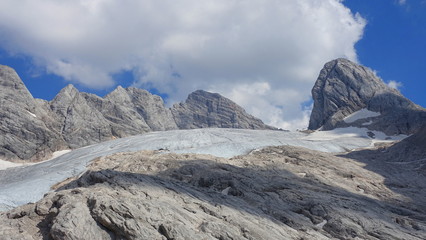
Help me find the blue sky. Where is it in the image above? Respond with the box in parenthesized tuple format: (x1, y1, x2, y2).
(0, 0, 424, 129)
(345, 0, 426, 108)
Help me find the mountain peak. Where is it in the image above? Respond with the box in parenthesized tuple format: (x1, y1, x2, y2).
(187, 89, 223, 101)
(105, 85, 132, 102)
(0, 64, 34, 100)
(309, 58, 426, 134)
(51, 84, 80, 103)
(172, 89, 275, 130)
(62, 83, 78, 93)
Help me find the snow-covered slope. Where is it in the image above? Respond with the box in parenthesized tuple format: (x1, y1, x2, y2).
(0, 128, 406, 211)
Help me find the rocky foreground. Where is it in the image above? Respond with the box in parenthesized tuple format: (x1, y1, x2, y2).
(1, 139, 425, 239)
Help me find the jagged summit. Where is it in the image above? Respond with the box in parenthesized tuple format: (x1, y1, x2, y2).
(172, 90, 275, 130)
(0, 66, 273, 161)
(309, 58, 426, 135)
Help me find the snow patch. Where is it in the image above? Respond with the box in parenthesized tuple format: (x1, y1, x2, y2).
(26, 110, 37, 118)
(304, 127, 407, 143)
(315, 220, 327, 229)
(0, 159, 22, 170)
(47, 150, 72, 161)
(362, 120, 373, 126)
(221, 187, 231, 195)
(0, 150, 72, 171)
(343, 109, 380, 123)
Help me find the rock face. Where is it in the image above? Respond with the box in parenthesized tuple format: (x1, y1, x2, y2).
(1, 146, 425, 239)
(50, 85, 179, 149)
(171, 90, 275, 130)
(50, 85, 114, 148)
(309, 58, 426, 135)
(0, 66, 273, 160)
(0, 65, 67, 161)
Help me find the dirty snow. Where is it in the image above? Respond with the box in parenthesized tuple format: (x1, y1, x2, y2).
(343, 109, 381, 123)
(46, 150, 72, 161)
(0, 150, 73, 171)
(0, 128, 407, 211)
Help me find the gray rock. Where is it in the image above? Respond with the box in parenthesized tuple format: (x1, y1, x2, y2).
(50, 84, 114, 148)
(101, 86, 178, 133)
(83, 89, 152, 138)
(0, 65, 66, 161)
(172, 90, 275, 130)
(309, 58, 426, 135)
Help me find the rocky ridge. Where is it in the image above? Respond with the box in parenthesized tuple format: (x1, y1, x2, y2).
(0, 65, 273, 161)
(308, 58, 426, 135)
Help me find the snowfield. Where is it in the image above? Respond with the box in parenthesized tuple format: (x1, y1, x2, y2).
(0, 128, 407, 211)
(0, 159, 22, 171)
(343, 108, 381, 123)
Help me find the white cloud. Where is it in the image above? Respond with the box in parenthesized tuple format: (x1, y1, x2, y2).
(0, 0, 365, 130)
(398, 0, 407, 5)
(387, 80, 403, 90)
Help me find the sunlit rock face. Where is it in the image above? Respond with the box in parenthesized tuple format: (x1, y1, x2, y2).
(171, 90, 276, 130)
(0, 65, 67, 161)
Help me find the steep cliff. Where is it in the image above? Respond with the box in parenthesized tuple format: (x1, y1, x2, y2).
(309, 58, 426, 135)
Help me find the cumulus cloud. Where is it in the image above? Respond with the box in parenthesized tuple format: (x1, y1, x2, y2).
(387, 80, 403, 90)
(0, 0, 365, 130)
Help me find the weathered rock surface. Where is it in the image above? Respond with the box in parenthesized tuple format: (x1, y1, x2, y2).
(309, 58, 426, 135)
(172, 90, 275, 130)
(50, 84, 115, 148)
(0, 66, 272, 160)
(1, 145, 425, 239)
(0, 65, 67, 161)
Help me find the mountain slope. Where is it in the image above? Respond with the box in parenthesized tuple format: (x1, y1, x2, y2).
(309, 58, 426, 135)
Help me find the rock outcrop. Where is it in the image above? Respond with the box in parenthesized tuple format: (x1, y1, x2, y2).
(0, 65, 67, 161)
(308, 58, 426, 135)
(1, 146, 425, 239)
(171, 90, 275, 130)
(50, 84, 114, 148)
(0, 66, 273, 160)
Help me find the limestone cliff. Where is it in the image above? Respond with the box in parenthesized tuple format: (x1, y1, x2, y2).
(308, 58, 426, 135)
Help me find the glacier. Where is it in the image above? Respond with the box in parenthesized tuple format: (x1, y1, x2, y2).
(0, 128, 407, 211)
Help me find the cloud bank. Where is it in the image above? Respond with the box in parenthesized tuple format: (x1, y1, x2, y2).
(0, 0, 365, 130)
